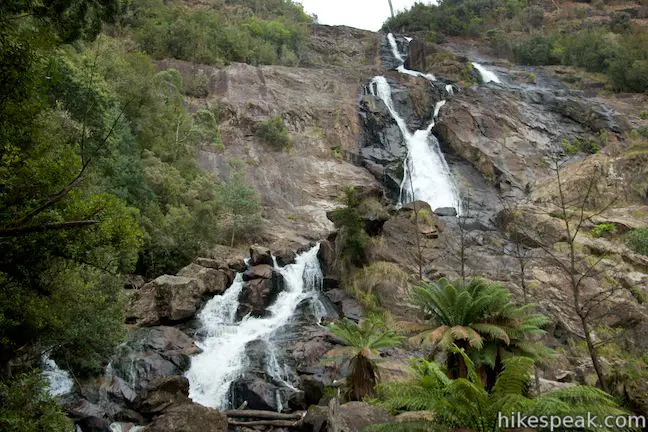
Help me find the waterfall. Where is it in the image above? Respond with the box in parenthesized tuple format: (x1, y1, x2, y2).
(186, 244, 324, 409)
(42, 356, 74, 396)
(370, 76, 460, 212)
(472, 62, 501, 84)
(387, 33, 436, 81)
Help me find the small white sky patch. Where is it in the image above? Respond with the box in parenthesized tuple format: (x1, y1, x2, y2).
(296, 0, 435, 32)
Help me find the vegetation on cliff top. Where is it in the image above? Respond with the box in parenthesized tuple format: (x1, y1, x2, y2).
(383, 0, 648, 93)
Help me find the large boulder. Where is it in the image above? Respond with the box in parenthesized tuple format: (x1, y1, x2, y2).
(249, 244, 274, 266)
(176, 263, 230, 294)
(327, 401, 395, 432)
(67, 400, 111, 432)
(141, 403, 227, 432)
(126, 276, 204, 326)
(110, 327, 199, 394)
(236, 272, 285, 319)
(138, 376, 191, 415)
(199, 244, 247, 272)
(230, 373, 306, 412)
(325, 289, 365, 322)
(243, 264, 274, 281)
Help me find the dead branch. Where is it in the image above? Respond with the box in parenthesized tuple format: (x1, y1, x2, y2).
(225, 410, 305, 420)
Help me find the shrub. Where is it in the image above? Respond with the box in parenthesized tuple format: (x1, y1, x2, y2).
(640, 111, 648, 120)
(331, 187, 368, 268)
(524, 6, 545, 29)
(256, 116, 291, 151)
(0, 373, 72, 432)
(626, 227, 648, 255)
(512, 35, 559, 65)
(562, 137, 601, 155)
(591, 223, 617, 238)
(183, 71, 209, 98)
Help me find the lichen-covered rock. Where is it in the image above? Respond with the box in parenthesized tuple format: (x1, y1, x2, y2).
(138, 376, 190, 415)
(126, 276, 203, 326)
(177, 263, 230, 294)
(141, 403, 227, 432)
(328, 401, 395, 432)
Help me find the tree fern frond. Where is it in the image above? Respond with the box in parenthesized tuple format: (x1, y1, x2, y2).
(472, 323, 511, 344)
(492, 356, 534, 396)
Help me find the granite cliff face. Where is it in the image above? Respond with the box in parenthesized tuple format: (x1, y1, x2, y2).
(64, 24, 648, 429)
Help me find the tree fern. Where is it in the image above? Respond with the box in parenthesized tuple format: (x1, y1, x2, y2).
(326, 316, 403, 401)
(373, 353, 630, 432)
(409, 277, 553, 383)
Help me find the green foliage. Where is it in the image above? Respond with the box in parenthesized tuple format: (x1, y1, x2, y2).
(0, 373, 72, 432)
(347, 262, 409, 312)
(383, 1, 648, 93)
(511, 35, 560, 65)
(256, 116, 291, 151)
(330, 187, 369, 268)
(373, 352, 627, 432)
(410, 278, 552, 384)
(640, 111, 648, 120)
(383, 0, 527, 37)
(0, 2, 263, 376)
(591, 223, 617, 238)
(116, 0, 310, 67)
(562, 137, 601, 155)
(326, 315, 403, 400)
(626, 227, 648, 255)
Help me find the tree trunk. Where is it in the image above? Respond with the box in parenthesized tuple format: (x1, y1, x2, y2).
(581, 316, 608, 392)
(228, 420, 302, 427)
(225, 410, 304, 420)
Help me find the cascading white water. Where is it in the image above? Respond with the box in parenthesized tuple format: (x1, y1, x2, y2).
(370, 76, 460, 211)
(472, 62, 501, 84)
(387, 33, 436, 81)
(186, 244, 324, 409)
(445, 84, 454, 96)
(42, 356, 74, 396)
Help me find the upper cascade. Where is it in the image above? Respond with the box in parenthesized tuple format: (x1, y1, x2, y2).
(387, 33, 436, 81)
(369, 76, 460, 212)
(471, 62, 501, 84)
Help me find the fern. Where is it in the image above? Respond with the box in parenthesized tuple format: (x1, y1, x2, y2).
(409, 278, 553, 383)
(326, 316, 403, 400)
(372, 355, 629, 432)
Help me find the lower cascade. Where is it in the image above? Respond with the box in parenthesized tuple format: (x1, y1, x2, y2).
(42, 356, 74, 397)
(186, 244, 325, 409)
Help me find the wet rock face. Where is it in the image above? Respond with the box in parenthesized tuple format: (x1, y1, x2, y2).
(109, 326, 199, 394)
(236, 270, 286, 320)
(405, 39, 428, 72)
(357, 75, 443, 199)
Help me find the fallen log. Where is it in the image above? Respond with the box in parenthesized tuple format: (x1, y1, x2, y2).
(225, 409, 304, 420)
(227, 420, 303, 428)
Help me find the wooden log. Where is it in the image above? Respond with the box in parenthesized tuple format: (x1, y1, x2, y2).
(225, 409, 304, 420)
(227, 419, 303, 428)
